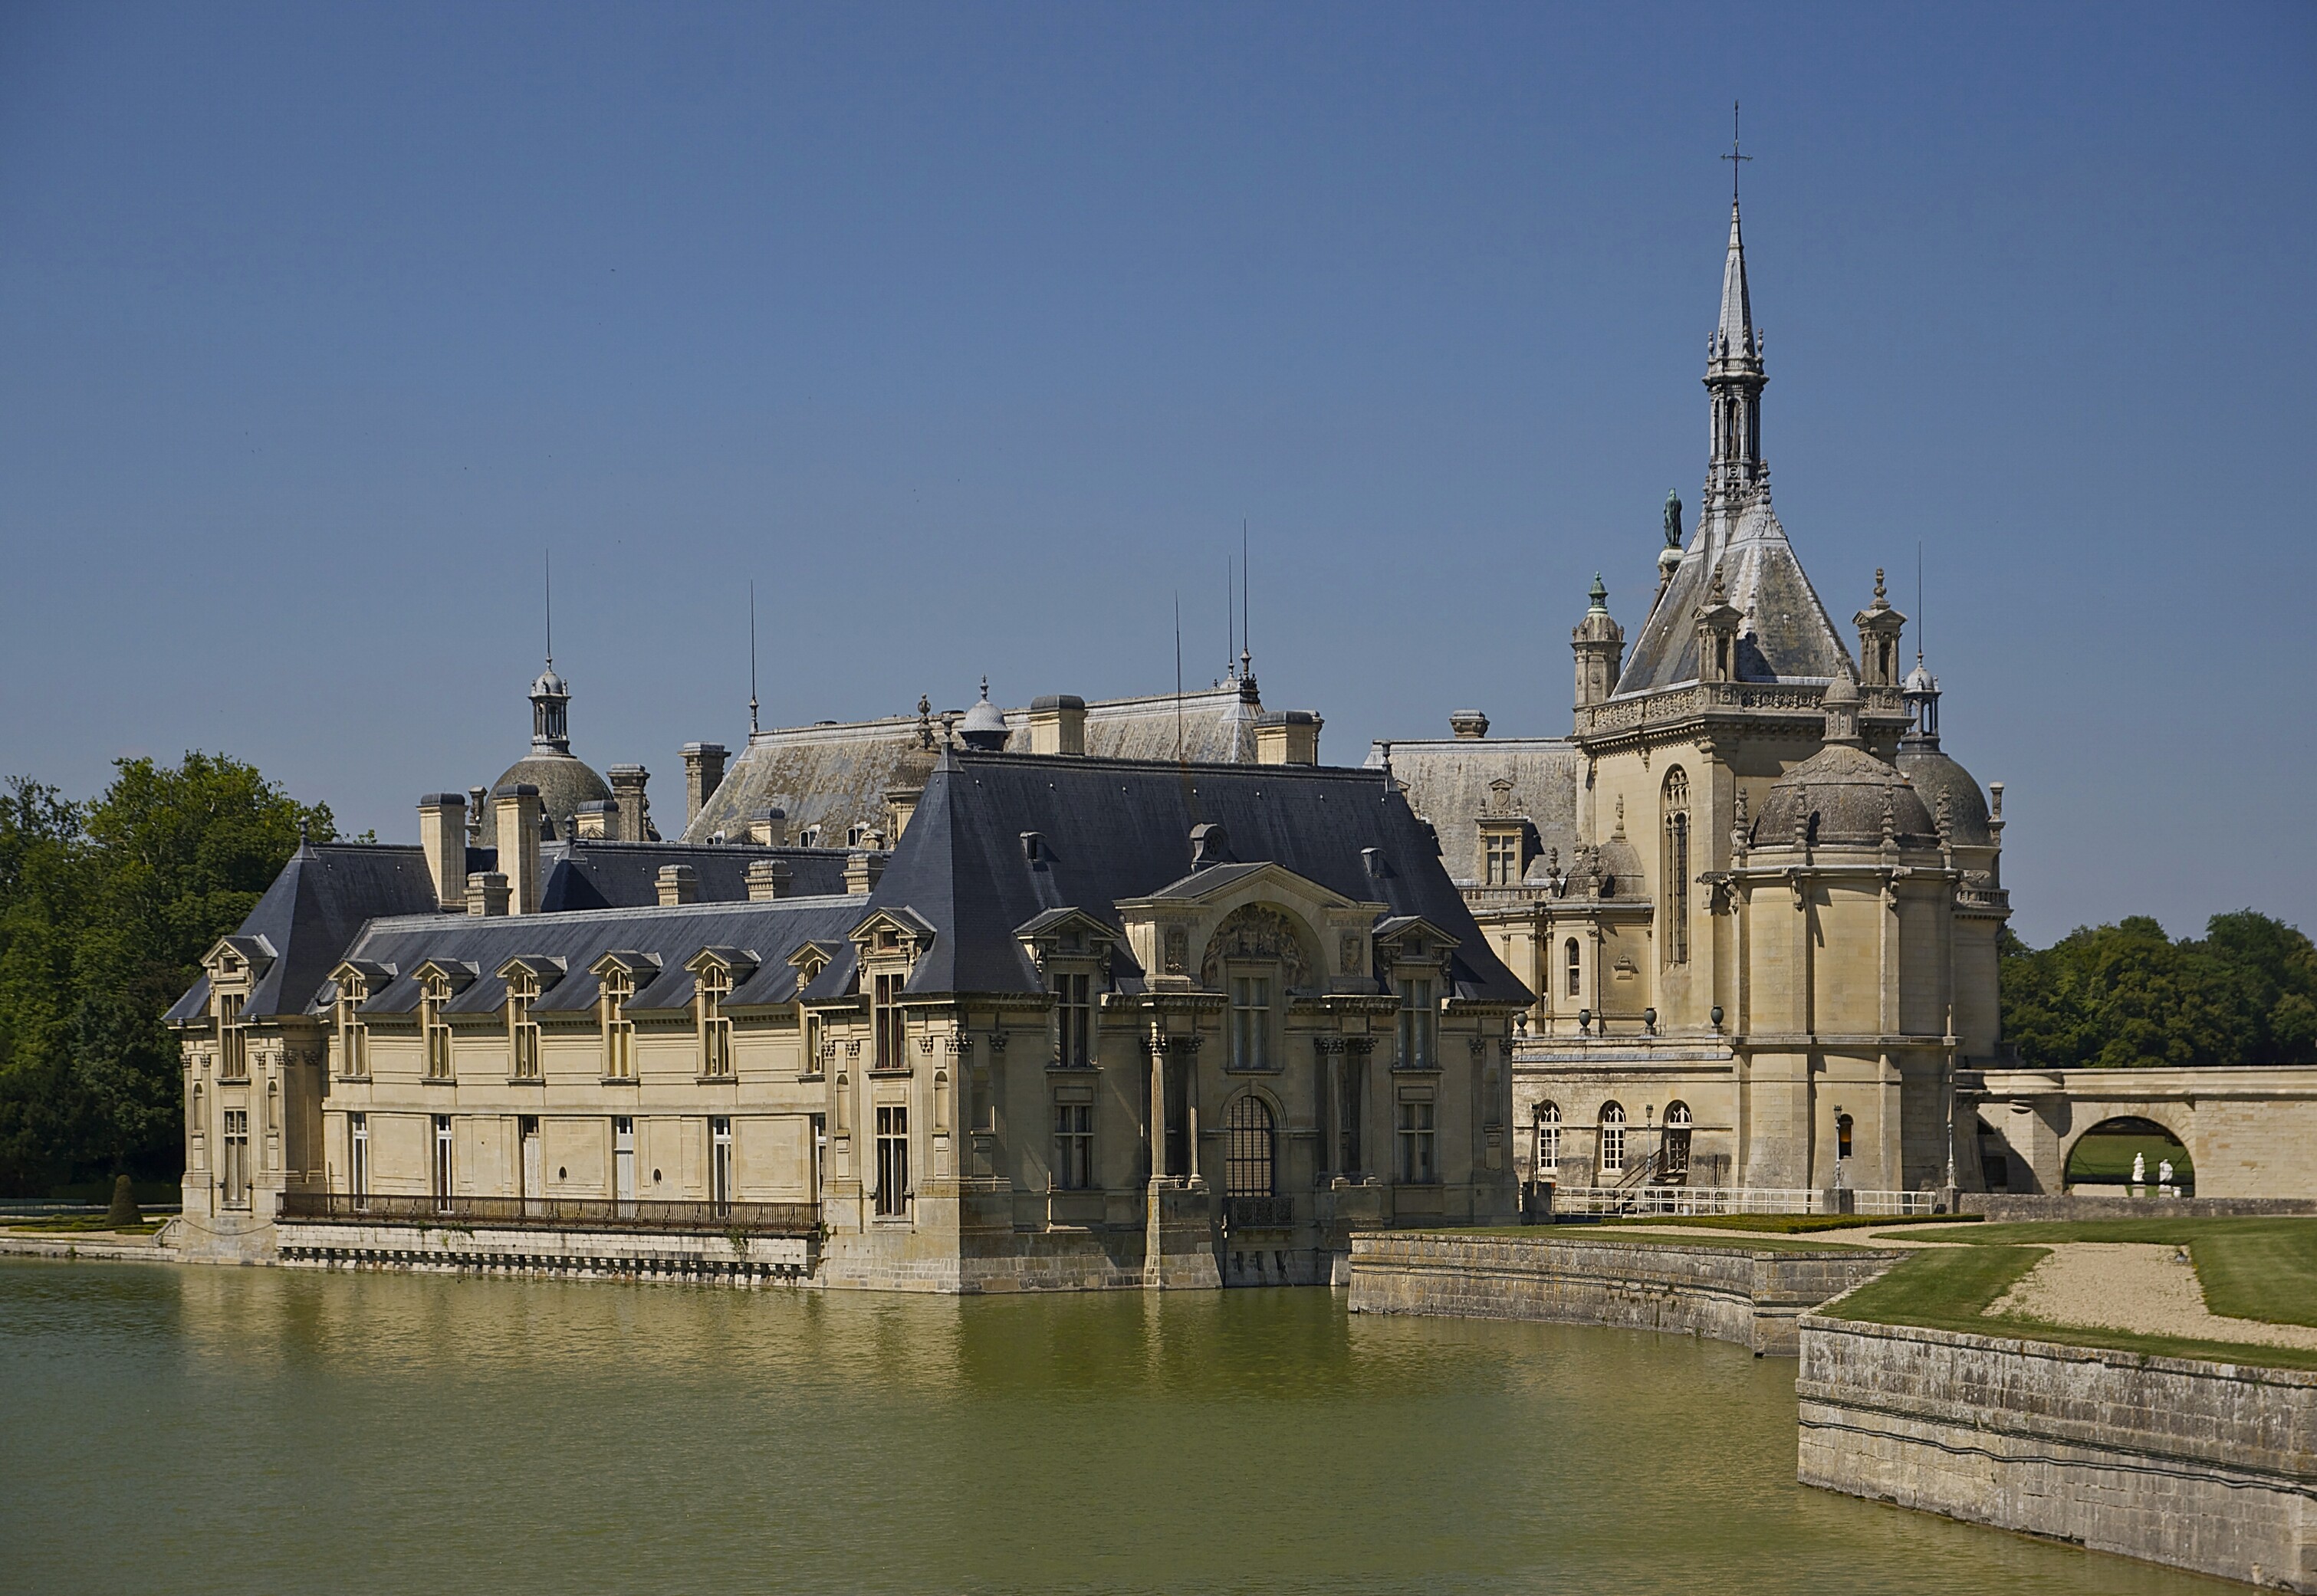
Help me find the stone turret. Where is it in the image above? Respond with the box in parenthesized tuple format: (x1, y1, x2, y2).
(1572, 575, 1625, 708)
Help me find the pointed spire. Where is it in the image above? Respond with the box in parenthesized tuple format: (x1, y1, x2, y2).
(1715, 197, 1757, 366)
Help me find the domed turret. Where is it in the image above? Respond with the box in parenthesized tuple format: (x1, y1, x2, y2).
(959, 677, 1011, 752)
(478, 660, 613, 847)
(1753, 671, 1937, 849)
(1895, 652, 1992, 847)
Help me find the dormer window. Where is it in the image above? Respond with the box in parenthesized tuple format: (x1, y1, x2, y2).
(601, 970, 635, 1079)
(1396, 973, 1437, 1070)
(422, 977, 453, 1080)
(1484, 832, 1521, 886)
(1056, 970, 1093, 1068)
(337, 987, 367, 1078)
(507, 972, 541, 1079)
(698, 966, 733, 1078)
(216, 991, 248, 1080)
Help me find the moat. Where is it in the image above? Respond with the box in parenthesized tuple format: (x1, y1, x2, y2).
(0, 1261, 2243, 1595)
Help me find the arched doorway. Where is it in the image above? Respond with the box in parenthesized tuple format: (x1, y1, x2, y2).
(2066, 1116, 2193, 1194)
(1662, 1102, 1692, 1184)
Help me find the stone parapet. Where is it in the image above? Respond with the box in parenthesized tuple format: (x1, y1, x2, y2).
(1346, 1230, 1901, 1355)
(1798, 1315, 2317, 1591)
(275, 1220, 811, 1283)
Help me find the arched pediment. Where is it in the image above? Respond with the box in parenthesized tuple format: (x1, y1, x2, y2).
(1199, 903, 1316, 990)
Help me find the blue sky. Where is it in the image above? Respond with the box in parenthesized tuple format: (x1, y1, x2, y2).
(1, 2, 2310, 944)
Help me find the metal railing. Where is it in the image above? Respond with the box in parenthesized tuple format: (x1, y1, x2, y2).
(277, 1192, 820, 1236)
(1221, 1195, 1296, 1230)
(1544, 1185, 1944, 1219)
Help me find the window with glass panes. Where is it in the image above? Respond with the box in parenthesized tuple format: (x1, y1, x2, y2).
(1396, 1099, 1436, 1184)
(1397, 975, 1436, 1069)
(1229, 975, 1271, 1070)
(1053, 1102, 1093, 1190)
(698, 967, 733, 1076)
(1055, 971, 1093, 1068)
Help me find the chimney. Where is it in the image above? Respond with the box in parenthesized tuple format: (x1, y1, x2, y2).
(1024, 695, 1087, 755)
(1254, 711, 1322, 766)
(607, 765, 650, 841)
(656, 864, 698, 906)
(465, 870, 511, 918)
(681, 742, 728, 827)
(493, 784, 544, 914)
(843, 851, 886, 895)
(573, 799, 618, 840)
(1448, 709, 1490, 741)
(417, 793, 467, 910)
(883, 787, 922, 840)
(745, 858, 793, 901)
(748, 806, 788, 846)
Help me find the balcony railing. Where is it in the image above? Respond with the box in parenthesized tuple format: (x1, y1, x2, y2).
(1221, 1195, 1296, 1230)
(1545, 1185, 1944, 1219)
(278, 1191, 820, 1236)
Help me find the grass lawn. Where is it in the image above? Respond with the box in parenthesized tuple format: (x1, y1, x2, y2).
(1408, 1225, 1894, 1253)
(1610, 1213, 1980, 1235)
(1823, 1243, 2317, 1371)
(5, 1215, 166, 1236)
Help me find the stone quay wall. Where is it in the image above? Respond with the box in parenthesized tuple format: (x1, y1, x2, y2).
(275, 1220, 813, 1285)
(1963, 1194, 2317, 1222)
(1347, 1230, 1902, 1355)
(1798, 1315, 2317, 1591)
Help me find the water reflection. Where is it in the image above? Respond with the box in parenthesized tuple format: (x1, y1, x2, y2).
(0, 1261, 2239, 1596)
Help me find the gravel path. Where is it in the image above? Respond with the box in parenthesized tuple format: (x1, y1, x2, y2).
(1985, 1242, 2317, 1351)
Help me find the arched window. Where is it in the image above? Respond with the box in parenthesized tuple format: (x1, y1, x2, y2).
(1836, 1113, 1854, 1161)
(1664, 1100, 1692, 1180)
(1534, 1102, 1560, 1174)
(1599, 1102, 1626, 1175)
(1224, 1095, 1275, 1197)
(1564, 938, 1581, 999)
(1662, 768, 1691, 966)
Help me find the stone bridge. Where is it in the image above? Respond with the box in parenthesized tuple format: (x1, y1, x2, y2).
(1965, 1066, 2317, 1198)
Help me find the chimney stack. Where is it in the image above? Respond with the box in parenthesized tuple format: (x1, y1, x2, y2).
(417, 793, 467, 910)
(749, 807, 788, 846)
(745, 858, 793, 901)
(465, 870, 511, 918)
(493, 784, 544, 914)
(843, 851, 886, 895)
(1448, 709, 1490, 741)
(608, 765, 650, 842)
(681, 743, 728, 828)
(1025, 695, 1087, 756)
(573, 799, 618, 840)
(1254, 711, 1322, 766)
(656, 864, 698, 906)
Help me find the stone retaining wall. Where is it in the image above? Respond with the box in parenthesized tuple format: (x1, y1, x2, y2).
(276, 1220, 812, 1284)
(1964, 1194, 2317, 1221)
(1347, 1231, 1901, 1355)
(1798, 1315, 2317, 1591)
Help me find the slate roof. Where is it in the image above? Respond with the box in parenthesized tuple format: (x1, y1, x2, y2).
(1617, 498, 1856, 695)
(163, 843, 442, 1025)
(1363, 737, 1583, 888)
(682, 683, 1276, 847)
(853, 749, 1531, 1007)
(536, 839, 853, 911)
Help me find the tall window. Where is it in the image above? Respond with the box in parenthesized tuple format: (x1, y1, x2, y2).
(422, 980, 452, 1080)
(1230, 975, 1272, 1071)
(1396, 1100, 1436, 1184)
(508, 974, 540, 1079)
(1599, 1102, 1626, 1176)
(1056, 972, 1093, 1068)
(612, 1115, 636, 1204)
(431, 1114, 454, 1206)
(337, 990, 366, 1077)
(1484, 832, 1520, 885)
(1339, 1059, 1364, 1174)
(221, 1108, 250, 1208)
(1665, 1100, 1693, 1180)
(1564, 939, 1581, 1000)
(709, 1115, 733, 1207)
(873, 972, 905, 1070)
(1053, 1102, 1093, 1190)
(601, 971, 634, 1079)
(1534, 1102, 1560, 1174)
(1397, 975, 1436, 1070)
(874, 1105, 910, 1217)
(1224, 1095, 1275, 1197)
(1836, 1113, 1854, 1161)
(1662, 768, 1691, 965)
(217, 993, 248, 1079)
(348, 1112, 369, 1204)
(698, 967, 733, 1077)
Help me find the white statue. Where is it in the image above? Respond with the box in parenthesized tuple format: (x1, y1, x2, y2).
(2132, 1151, 2147, 1184)
(2158, 1158, 2174, 1187)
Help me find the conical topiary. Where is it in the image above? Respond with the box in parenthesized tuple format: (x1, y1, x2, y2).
(107, 1173, 142, 1229)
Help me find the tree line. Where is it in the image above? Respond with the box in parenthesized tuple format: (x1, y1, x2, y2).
(0, 753, 2311, 1194)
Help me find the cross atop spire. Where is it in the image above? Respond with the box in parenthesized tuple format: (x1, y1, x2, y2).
(1721, 100, 1752, 205)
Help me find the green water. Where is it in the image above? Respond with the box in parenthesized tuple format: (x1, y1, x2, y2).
(0, 1261, 2237, 1595)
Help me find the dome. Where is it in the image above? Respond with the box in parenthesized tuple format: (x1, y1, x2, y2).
(532, 665, 569, 699)
(959, 678, 1010, 751)
(1901, 660, 1936, 696)
(1895, 744, 1993, 848)
(477, 752, 612, 849)
(1753, 742, 1937, 851)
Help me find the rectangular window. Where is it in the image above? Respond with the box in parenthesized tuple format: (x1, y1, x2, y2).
(1053, 1102, 1093, 1190)
(509, 981, 540, 1079)
(1485, 833, 1520, 885)
(1396, 1100, 1436, 1185)
(1565, 940, 1582, 1000)
(699, 969, 733, 1077)
(1398, 977, 1436, 1069)
(602, 974, 634, 1079)
(422, 986, 452, 1080)
(431, 1114, 453, 1205)
(222, 1108, 250, 1207)
(337, 995, 367, 1077)
(874, 1105, 909, 1217)
(1339, 1059, 1364, 1174)
(802, 1011, 826, 1075)
(1230, 975, 1271, 1070)
(709, 1115, 734, 1207)
(348, 1112, 370, 1203)
(1057, 972, 1093, 1068)
(218, 993, 248, 1079)
(613, 1115, 636, 1205)
(873, 972, 905, 1071)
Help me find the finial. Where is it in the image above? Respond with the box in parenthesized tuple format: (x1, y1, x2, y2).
(1588, 572, 1609, 612)
(1613, 794, 1626, 839)
(748, 579, 760, 737)
(980, 675, 990, 700)
(297, 817, 311, 851)
(1722, 100, 1753, 205)
(1874, 567, 1887, 603)
(917, 694, 933, 750)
